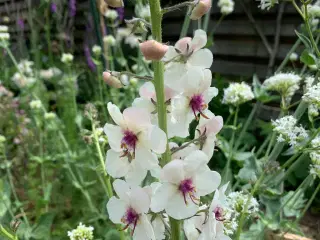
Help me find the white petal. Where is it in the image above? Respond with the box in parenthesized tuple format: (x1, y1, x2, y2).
(188, 49, 213, 69)
(171, 95, 191, 124)
(129, 186, 150, 214)
(199, 215, 216, 240)
(201, 68, 213, 92)
(171, 143, 199, 160)
(150, 182, 177, 213)
(191, 29, 207, 52)
(203, 87, 218, 103)
(164, 63, 187, 91)
(133, 214, 156, 240)
(161, 159, 185, 184)
(104, 124, 123, 152)
(123, 107, 151, 128)
(105, 150, 130, 178)
(202, 135, 216, 159)
(135, 146, 159, 169)
(183, 150, 209, 177)
(152, 216, 165, 240)
(107, 102, 125, 127)
(113, 179, 130, 200)
(125, 161, 148, 186)
(146, 125, 167, 154)
(139, 82, 156, 99)
(106, 197, 127, 224)
(184, 218, 200, 240)
(132, 98, 155, 113)
(162, 46, 179, 62)
(184, 67, 205, 96)
(167, 116, 190, 138)
(166, 191, 198, 220)
(175, 37, 192, 54)
(195, 170, 221, 196)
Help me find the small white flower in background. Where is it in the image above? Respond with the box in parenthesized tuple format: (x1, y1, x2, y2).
(272, 115, 308, 147)
(308, 104, 319, 118)
(29, 100, 42, 110)
(61, 53, 74, 64)
(18, 60, 34, 75)
(104, 9, 118, 20)
(67, 222, 94, 240)
(303, 82, 320, 108)
(262, 72, 301, 102)
(162, 29, 213, 91)
(103, 35, 116, 46)
(11, 73, 36, 88)
(44, 112, 56, 120)
(39, 67, 62, 80)
(92, 45, 102, 55)
(222, 82, 255, 106)
(135, 4, 151, 20)
(104, 102, 166, 185)
(107, 179, 156, 240)
(226, 191, 259, 217)
(195, 110, 223, 159)
(125, 35, 141, 48)
(307, 3, 320, 18)
(0, 25, 8, 32)
(0, 25, 9, 43)
(218, 0, 235, 15)
(305, 75, 315, 90)
(289, 52, 298, 61)
(116, 28, 131, 41)
(151, 150, 221, 220)
(171, 68, 218, 137)
(310, 136, 320, 178)
(257, 0, 278, 10)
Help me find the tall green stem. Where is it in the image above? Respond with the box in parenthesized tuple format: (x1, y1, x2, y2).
(148, 1, 179, 239)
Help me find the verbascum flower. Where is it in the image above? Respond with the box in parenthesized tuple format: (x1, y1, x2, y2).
(190, 0, 212, 20)
(272, 115, 308, 147)
(162, 29, 213, 91)
(107, 179, 156, 240)
(222, 82, 254, 106)
(151, 150, 221, 220)
(67, 223, 94, 240)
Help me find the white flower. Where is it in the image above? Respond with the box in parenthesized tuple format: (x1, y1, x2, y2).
(116, 28, 131, 41)
(170, 142, 199, 160)
(18, 60, 34, 75)
(308, 104, 319, 118)
(0, 25, 8, 32)
(218, 0, 234, 15)
(39, 67, 61, 79)
(103, 35, 116, 46)
(125, 35, 141, 48)
(135, 4, 151, 20)
(310, 136, 320, 178)
(132, 81, 188, 138)
(222, 82, 254, 106)
(44, 112, 56, 120)
(303, 82, 320, 108)
(92, 45, 102, 55)
(61, 53, 74, 63)
(195, 110, 223, 159)
(257, 0, 278, 10)
(263, 72, 301, 101)
(308, 4, 320, 18)
(0, 32, 9, 41)
(107, 179, 156, 240)
(305, 76, 315, 90)
(151, 150, 221, 220)
(104, 102, 167, 185)
(29, 100, 42, 109)
(67, 222, 94, 240)
(171, 68, 218, 137)
(272, 115, 308, 147)
(162, 29, 213, 91)
(226, 191, 259, 217)
(289, 52, 298, 61)
(104, 9, 118, 20)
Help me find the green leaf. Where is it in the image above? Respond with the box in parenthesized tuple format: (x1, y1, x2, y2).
(233, 152, 253, 162)
(31, 213, 55, 239)
(240, 220, 265, 240)
(0, 179, 11, 217)
(300, 50, 317, 65)
(237, 155, 258, 182)
(295, 30, 313, 50)
(281, 190, 306, 217)
(105, 229, 121, 240)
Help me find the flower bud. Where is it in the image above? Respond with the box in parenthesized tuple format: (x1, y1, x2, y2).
(139, 40, 168, 60)
(105, 0, 124, 8)
(289, 52, 298, 62)
(103, 71, 122, 88)
(190, 0, 212, 20)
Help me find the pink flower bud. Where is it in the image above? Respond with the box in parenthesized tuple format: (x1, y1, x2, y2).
(139, 40, 169, 61)
(105, 0, 124, 8)
(103, 71, 122, 88)
(190, 0, 212, 20)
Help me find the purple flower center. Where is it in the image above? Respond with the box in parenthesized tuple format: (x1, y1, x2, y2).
(178, 178, 198, 205)
(213, 206, 224, 221)
(189, 94, 208, 120)
(120, 130, 138, 159)
(121, 207, 139, 235)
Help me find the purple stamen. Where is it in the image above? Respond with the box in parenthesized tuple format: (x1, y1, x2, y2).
(213, 206, 225, 221)
(189, 94, 208, 120)
(178, 179, 198, 205)
(121, 130, 138, 158)
(121, 208, 139, 236)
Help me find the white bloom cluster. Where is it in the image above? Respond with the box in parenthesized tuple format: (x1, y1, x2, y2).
(307, 0, 320, 19)
(116, 27, 141, 48)
(39, 67, 62, 80)
(257, 0, 278, 10)
(104, 30, 225, 239)
(0, 25, 9, 43)
(92, 45, 102, 55)
(61, 53, 74, 64)
(272, 116, 308, 146)
(310, 136, 320, 178)
(11, 60, 36, 88)
(103, 35, 116, 46)
(67, 222, 94, 240)
(218, 0, 235, 15)
(44, 112, 57, 120)
(303, 82, 320, 108)
(135, 4, 151, 20)
(222, 82, 254, 106)
(29, 100, 42, 110)
(104, 9, 118, 20)
(263, 72, 301, 102)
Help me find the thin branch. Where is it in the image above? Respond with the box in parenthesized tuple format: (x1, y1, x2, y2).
(238, 0, 273, 55)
